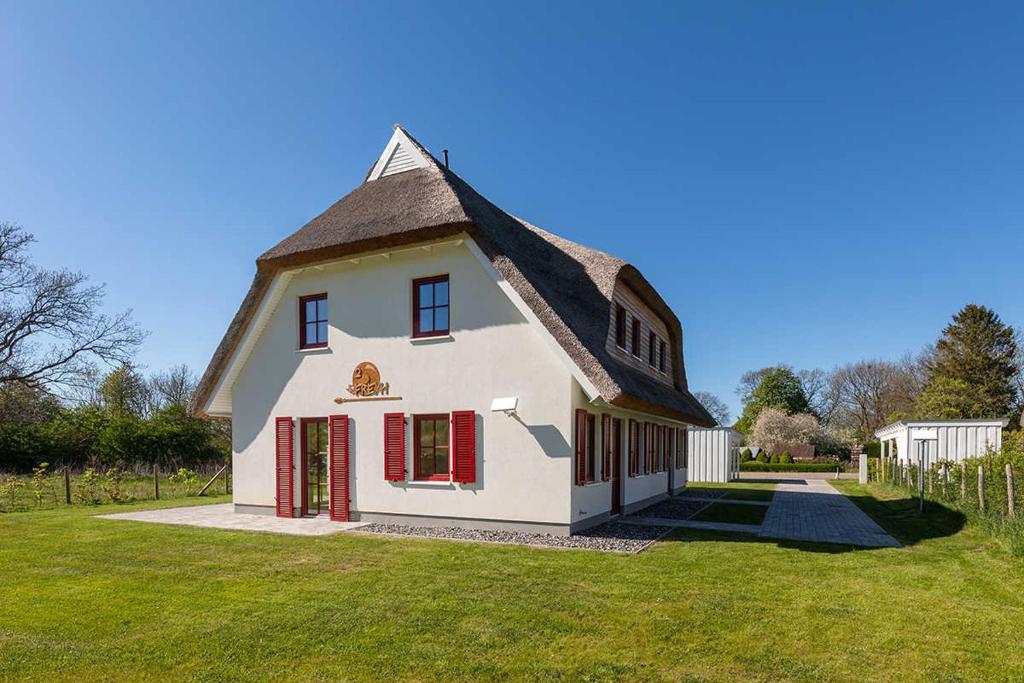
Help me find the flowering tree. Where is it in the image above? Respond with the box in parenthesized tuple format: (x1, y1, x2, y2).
(750, 408, 821, 456)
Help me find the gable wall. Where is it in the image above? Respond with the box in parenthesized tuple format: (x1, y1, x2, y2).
(230, 239, 575, 526)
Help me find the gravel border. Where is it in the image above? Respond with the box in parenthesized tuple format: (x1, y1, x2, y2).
(633, 496, 713, 521)
(353, 520, 673, 554)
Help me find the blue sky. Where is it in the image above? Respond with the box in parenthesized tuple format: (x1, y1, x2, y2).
(2, 1, 1022, 420)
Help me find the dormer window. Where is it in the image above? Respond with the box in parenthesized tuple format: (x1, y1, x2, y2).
(659, 340, 667, 372)
(299, 294, 328, 349)
(631, 318, 641, 358)
(648, 331, 657, 366)
(413, 275, 450, 338)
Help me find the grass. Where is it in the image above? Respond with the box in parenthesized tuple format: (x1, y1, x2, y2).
(691, 502, 768, 526)
(3, 484, 1024, 681)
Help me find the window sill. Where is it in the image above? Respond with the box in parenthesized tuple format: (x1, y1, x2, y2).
(409, 334, 454, 345)
(404, 479, 455, 489)
(296, 347, 331, 355)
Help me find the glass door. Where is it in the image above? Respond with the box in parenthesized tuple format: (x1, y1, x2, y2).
(302, 418, 329, 516)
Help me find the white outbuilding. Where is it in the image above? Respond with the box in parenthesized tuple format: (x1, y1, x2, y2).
(874, 418, 1010, 468)
(687, 427, 743, 483)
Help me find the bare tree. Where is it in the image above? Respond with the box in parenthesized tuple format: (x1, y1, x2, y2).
(149, 364, 197, 410)
(0, 223, 145, 393)
(799, 368, 840, 424)
(828, 356, 923, 436)
(693, 391, 730, 426)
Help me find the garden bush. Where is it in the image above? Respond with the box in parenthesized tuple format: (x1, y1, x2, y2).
(740, 462, 845, 473)
(781, 451, 794, 464)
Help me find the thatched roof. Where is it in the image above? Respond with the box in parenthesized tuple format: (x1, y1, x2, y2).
(192, 126, 714, 427)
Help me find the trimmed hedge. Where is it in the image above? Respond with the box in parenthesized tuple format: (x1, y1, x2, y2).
(740, 462, 845, 473)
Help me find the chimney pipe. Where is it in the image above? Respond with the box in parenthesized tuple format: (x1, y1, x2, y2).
(442, 149, 449, 168)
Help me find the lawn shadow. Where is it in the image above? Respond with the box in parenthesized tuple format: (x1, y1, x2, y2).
(652, 487, 967, 554)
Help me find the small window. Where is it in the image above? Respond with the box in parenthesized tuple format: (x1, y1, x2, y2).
(659, 340, 666, 372)
(631, 318, 642, 358)
(614, 305, 627, 349)
(414, 414, 450, 480)
(413, 275, 450, 338)
(648, 332, 657, 366)
(299, 294, 328, 349)
(585, 413, 596, 482)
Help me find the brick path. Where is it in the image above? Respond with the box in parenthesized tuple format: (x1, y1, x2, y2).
(759, 479, 900, 548)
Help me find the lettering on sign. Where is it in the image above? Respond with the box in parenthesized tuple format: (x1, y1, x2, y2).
(346, 361, 390, 397)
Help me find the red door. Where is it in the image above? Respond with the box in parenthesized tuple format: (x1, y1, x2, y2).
(611, 418, 623, 515)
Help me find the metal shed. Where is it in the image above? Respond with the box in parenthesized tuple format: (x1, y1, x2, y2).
(687, 427, 743, 483)
(874, 418, 1009, 468)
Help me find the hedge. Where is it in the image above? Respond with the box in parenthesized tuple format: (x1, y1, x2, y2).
(739, 462, 845, 473)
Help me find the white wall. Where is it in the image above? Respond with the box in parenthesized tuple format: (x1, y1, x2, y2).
(887, 422, 1005, 466)
(230, 239, 576, 526)
(688, 428, 741, 483)
(569, 384, 687, 525)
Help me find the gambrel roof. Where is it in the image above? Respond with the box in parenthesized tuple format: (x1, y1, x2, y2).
(192, 126, 714, 426)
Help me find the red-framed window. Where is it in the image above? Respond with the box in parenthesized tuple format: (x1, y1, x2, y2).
(659, 340, 667, 372)
(299, 294, 328, 349)
(648, 331, 657, 366)
(631, 318, 641, 358)
(413, 414, 450, 480)
(574, 409, 597, 485)
(412, 275, 450, 338)
(614, 305, 627, 349)
(600, 414, 612, 481)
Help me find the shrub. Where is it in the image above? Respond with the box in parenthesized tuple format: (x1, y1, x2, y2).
(781, 451, 794, 464)
(740, 462, 844, 473)
(740, 448, 753, 462)
(75, 468, 104, 505)
(756, 452, 769, 464)
(30, 462, 50, 507)
(102, 466, 133, 504)
(770, 454, 781, 464)
(168, 467, 198, 495)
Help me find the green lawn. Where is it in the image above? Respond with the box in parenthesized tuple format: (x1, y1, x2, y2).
(691, 501, 768, 526)
(3, 484, 1024, 681)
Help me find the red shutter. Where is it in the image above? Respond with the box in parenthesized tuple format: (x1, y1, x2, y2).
(451, 411, 476, 483)
(628, 420, 637, 477)
(384, 413, 406, 481)
(599, 415, 608, 481)
(676, 428, 684, 469)
(574, 409, 587, 486)
(275, 417, 293, 518)
(329, 414, 350, 521)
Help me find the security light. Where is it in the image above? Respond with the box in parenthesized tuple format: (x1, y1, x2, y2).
(490, 397, 518, 415)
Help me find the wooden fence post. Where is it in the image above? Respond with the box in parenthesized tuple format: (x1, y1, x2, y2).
(960, 462, 967, 500)
(978, 465, 985, 512)
(1007, 463, 1016, 517)
(927, 468, 933, 495)
(64, 467, 72, 505)
(154, 465, 160, 500)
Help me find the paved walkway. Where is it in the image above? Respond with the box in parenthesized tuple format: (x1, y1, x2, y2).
(98, 503, 366, 536)
(759, 479, 900, 548)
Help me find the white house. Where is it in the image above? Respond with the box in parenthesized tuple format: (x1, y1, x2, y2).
(192, 126, 714, 535)
(874, 418, 1009, 468)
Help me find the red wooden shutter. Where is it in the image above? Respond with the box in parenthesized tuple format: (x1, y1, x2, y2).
(600, 414, 610, 481)
(329, 414, 349, 521)
(676, 428, 684, 469)
(275, 417, 293, 518)
(574, 409, 587, 486)
(384, 413, 406, 481)
(628, 420, 637, 477)
(451, 411, 476, 483)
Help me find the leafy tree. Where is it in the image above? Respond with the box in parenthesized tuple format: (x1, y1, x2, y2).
(750, 408, 820, 456)
(917, 305, 1020, 419)
(693, 391, 730, 426)
(99, 364, 150, 418)
(734, 366, 810, 433)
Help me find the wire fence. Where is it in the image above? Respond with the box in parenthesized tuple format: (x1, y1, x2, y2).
(867, 452, 1024, 555)
(0, 462, 229, 513)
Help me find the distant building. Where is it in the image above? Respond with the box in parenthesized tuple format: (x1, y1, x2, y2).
(874, 418, 1009, 466)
